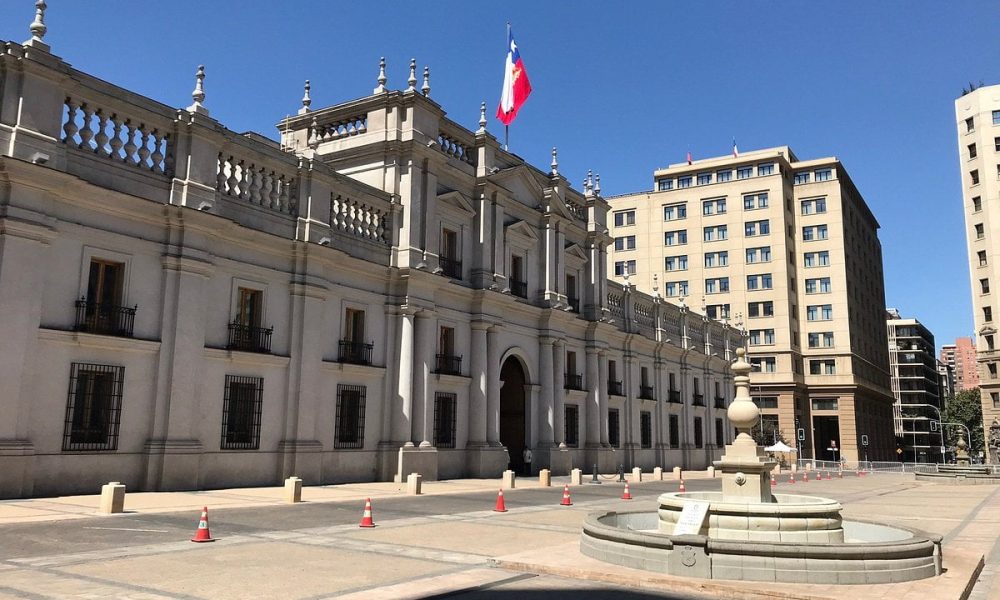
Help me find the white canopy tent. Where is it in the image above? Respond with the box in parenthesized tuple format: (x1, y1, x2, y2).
(765, 441, 794, 453)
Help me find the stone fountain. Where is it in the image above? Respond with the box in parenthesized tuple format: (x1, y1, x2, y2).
(580, 348, 943, 584)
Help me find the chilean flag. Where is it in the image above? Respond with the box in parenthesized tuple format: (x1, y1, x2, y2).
(496, 28, 532, 125)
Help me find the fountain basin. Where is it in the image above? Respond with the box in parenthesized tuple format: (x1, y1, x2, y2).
(914, 465, 1000, 484)
(580, 510, 942, 584)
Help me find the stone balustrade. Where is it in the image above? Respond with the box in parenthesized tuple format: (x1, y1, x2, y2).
(61, 97, 172, 175)
(216, 149, 297, 214)
(437, 119, 476, 166)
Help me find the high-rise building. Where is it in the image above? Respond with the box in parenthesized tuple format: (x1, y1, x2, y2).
(886, 309, 944, 463)
(937, 359, 955, 401)
(606, 147, 896, 463)
(940, 338, 979, 392)
(956, 86, 1000, 460)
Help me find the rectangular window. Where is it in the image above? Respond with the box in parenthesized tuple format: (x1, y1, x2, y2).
(702, 198, 726, 215)
(693, 417, 704, 448)
(994, 110, 1000, 126)
(803, 251, 830, 267)
(63, 363, 125, 451)
(640, 411, 652, 448)
(614, 235, 636, 251)
(808, 360, 836, 375)
(665, 255, 688, 271)
(704, 277, 729, 294)
(982, 278, 991, 294)
(747, 301, 774, 318)
(993, 392, 1000, 409)
(806, 277, 831, 294)
(335, 384, 366, 449)
(794, 172, 810, 184)
(715, 418, 725, 447)
(663, 203, 688, 221)
(976, 224, 985, 239)
(806, 304, 833, 321)
(746, 274, 773, 290)
(613, 210, 636, 227)
(221, 375, 263, 450)
(697, 172, 712, 185)
(669, 414, 680, 449)
(811, 398, 839, 411)
(995, 137, 1000, 152)
(749, 356, 776, 373)
(757, 163, 774, 176)
(736, 166, 753, 179)
(678, 176, 692, 188)
(967, 117, 975, 132)
(985, 306, 993, 322)
(664, 230, 688, 246)
(614, 260, 637, 276)
(608, 408, 621, 448)
(704, 251, 728, 268)
(814, 169, 832, 181)
(717, 169, 732, 182)
(745, 219, 770, 237)
(706, 303, 731, 320)
(745, 246, 771, 263)
(565, 405, 580, 447)
(802, 225, 829, 241)
(703, 225, 728, 242)
(658, 179, 673, 191)
(665, 280, 689, 297)
(972, 169, 980, 185)
(800, 197, 827, 215)
(85, 259, 126, 332)
(743, 192, 768, 210)
(236, 286, 263, 327)
(969, 143, 978, 159)
(749, 328, 775, 345)
(433, 392, 457, 448)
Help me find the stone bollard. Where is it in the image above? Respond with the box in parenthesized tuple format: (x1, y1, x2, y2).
(631, 467, 642, 482)
(284, 476, 302, 503)
(672, 466, 682, 480)
(653, 466, 663, 481)
(538, 469, 551, 487)
(791, 463, 798, 473)
(502, 469, 516, 489)
(99, 481, 126, 514)
(406, 472, 422, 495)
(707, 466, 715, 478)
(571, 468, 583, 485)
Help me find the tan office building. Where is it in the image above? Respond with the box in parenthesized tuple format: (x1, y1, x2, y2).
(956, 86, 1000, 459)
(607, 147, 896, 463)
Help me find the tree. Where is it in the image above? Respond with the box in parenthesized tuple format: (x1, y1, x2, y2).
(941, 389, 984, 457)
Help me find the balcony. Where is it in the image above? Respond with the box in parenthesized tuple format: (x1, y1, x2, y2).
(668, 389, 681, 404)
(639, 385, 656, 400)
(693, 393, 705, 407)
(338, 340, 373, 366)
(510, 279, 528, 299)
(564, 373, 583, 390)
(608, 380, 623, 396)
(227, 322, 273, 353)
(439, 257, 462, 280)
(567, 296, 580, 313)
(714, 396, 726, 409)
(74, 299, 136, 338)
(435, 353, 463, 376)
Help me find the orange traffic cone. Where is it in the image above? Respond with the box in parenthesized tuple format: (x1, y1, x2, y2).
(789, 473, 796, 484)
(190, 506, 215, 543)
(802, 471, 809, 483)
(838, 470, 844, 479)
(770, 474, 777, 487)
(560, 484, 573, 506)
(359, 498, 376, 527)
(494, 488, 508, 512)
(622, 482, 632, 500)
(825, 471, 831, 480)
(678, 479, 686, 493)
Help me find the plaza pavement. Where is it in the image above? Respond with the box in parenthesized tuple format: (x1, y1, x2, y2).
(0, 470, 996, 599)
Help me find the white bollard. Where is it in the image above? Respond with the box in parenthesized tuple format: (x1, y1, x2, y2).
(284, 476, 302, 503)
(707, 466, 716, 478)
(502, 469, 516, 489)
(99, 481, 126, 514)
(653, 466, 663, 481)
(631, 467, 642, 482)
(538, 469, 551, 487)
(571, 468, 583, 485)
(406, 472, 422, 495)
(672, 466, 682, 480)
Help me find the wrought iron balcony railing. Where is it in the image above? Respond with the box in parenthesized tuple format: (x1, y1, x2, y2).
(439, 257, 462, 280)
(564, 373, 583, 390)
(338, 340, 373, 365)
(510, 279, 528, 299)
(435, 353, 463, 376)
(640, 385, 656, 400)
(668, 389, 681, 404)
(567, 296, 580, 313)
(714, 396, 726, 409)
(608, 380, 623, 396)
(227, 322, 273, 353)
(74, 299, 136, 338)
(693, 393, 705, 407)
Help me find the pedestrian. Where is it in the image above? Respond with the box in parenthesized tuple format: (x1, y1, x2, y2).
(522, 447, 533, 475)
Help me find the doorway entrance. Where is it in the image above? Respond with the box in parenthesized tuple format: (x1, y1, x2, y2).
(813, 415, 841, 463)
(500, 356, 528, 474)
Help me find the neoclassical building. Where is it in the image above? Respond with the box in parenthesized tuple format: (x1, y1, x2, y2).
(0, 9, 739, 498)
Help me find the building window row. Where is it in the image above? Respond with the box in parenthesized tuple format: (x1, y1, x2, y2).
(705, 277, 730, 294)
(804, 251, 830, 268)
(664, 229, 688, 246)
(805, 277, 831, 294)
(802, 224, 829, 241)
(794, 169, 833, 184)
(801, 197, 827, 215)
(665, 255, 688, 271)
(704, 251, 728, 268)
(654, 162, 778, 192)
(614, 210, 636, 227)
(614, 235, 636, 251)
(746, 273, 773, 290)
(745, 219, 770, 237)
(743, 192, 768, 210)
(746, 246, 771, 263)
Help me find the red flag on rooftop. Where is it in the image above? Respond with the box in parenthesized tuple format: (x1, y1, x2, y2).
(496, 25, 532, 126)
(686, 151, 692, 165)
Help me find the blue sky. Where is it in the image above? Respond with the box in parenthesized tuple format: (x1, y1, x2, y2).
(1, 1, 995, 349)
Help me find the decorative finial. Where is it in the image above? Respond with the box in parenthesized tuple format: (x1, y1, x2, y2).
(701, 296, 707, 313)
(477, 101, 487, 133)
(728, 347, 759, 439)
(594, 174, 601, 195)
(678, 292, 686, 307)
(550, 147, 559, 176)
(652, 274, 660, 297)
(374, 57, 387, 94)
(585, 170, 593, 195)
(421, 66, 431, 96)
(308, 116, 319, 150)
(299, 80, 311, 114)
(407, 58, 417, 91)
(187, 65, 208, 115)
(28, 0, 47, 44)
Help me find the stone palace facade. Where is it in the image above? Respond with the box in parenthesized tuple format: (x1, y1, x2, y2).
(0, 10, 740, 497)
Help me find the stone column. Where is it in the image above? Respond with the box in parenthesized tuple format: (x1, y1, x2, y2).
(468, 321, 489, 446)
(394, 309, 416, 445)
(553, 340, 566, 446)
(585, 347, 600, 446)
(599, 351, 610, 446)
(487, 325, 502, 445)
(415, 310, 436, 447)
(538, 336, 555, 445)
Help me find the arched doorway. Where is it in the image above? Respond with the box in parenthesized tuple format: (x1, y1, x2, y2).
(500, 356, 528, 474)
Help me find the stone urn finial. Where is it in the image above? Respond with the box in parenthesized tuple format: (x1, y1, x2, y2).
(188, 65, 208, 115)
(727, 347, 759, 439)
(373, 57, 387, 94)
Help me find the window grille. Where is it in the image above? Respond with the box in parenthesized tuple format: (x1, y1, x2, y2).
(640, 411, 652, 448)
(63, 363, 124, 451)
(669, 414, 680, 449)
(335, 384, 366, 449)
(694, 416, 704, 448)
(608, 409, 620, 448)
(221, 375, 263, 450)
(434, 392, 457, 448)
(565, 405, 580, 448)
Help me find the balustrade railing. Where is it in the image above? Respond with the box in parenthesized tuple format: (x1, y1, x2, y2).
(439, 257, 462, 280)
(567, 296, 580, 313)
(330, 194, 389, 245)
(437, 119, 476, 166)
(61, 97, 173, 175)
(316, 114, 368, 141)
(338, 340, 373, 365)
(668, 389, 681, 404)
(564, 373, 583, 391)
(608, 380, 623, 396)
(227, 322, 273, 353)
(693, 393, 705, 407)
(640, 385, 655, 400)
(216, 151, 297, 214)
(714, 396, 726, 409)
(74, 299, 136, 338)
(510, 279, 528, 298)
(435, 354, 463, 376)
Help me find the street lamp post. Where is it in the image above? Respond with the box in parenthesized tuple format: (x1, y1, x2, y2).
(903, 403, 946, 463)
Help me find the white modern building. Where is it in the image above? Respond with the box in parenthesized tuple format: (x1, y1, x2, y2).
(0, 10, 739, 497)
